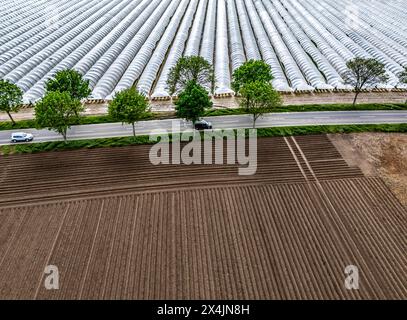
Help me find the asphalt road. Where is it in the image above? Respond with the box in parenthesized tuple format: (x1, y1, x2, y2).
(0, 111, 406, 145)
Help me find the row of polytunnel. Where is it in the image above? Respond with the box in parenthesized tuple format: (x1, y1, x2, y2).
(0, 0, 406, 102)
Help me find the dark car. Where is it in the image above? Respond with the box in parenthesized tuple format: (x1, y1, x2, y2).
(194, 119, 213, 130)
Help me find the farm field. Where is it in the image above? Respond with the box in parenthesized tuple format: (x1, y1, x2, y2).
(1, 0, 407, 103)
(0, 135, 406, 299)
(331, 132, 407, 206)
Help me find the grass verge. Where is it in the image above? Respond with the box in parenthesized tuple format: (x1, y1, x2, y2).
(1, 123, 406, 155)
(205, 103, 407, 116)
(0, 112, 174, 131)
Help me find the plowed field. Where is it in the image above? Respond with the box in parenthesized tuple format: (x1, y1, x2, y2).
(0, 135, 405, 299)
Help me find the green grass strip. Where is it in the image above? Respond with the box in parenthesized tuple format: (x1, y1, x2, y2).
(1, 123, 406, 156)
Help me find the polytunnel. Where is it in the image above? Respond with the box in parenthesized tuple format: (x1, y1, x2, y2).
(0, 0, 405, 102)
(151, 0, 199, 98)
(91, 0, 176, 99)
(107, 0, 183, 99)
(80, 0, 159, 89)
(23, 0, 145, 102)
(214, 0, 233, 95)
(136, 0, 194, 97)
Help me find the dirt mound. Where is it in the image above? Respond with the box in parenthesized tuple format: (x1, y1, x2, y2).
(330, 133, 407, 207)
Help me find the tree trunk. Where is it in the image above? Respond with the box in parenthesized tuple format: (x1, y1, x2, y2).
(6, 111, 15, 125)
(132, 122, 136, 137)
(253, 115, 257, 129)
(62, 129, 68, 143)
(353, 91, 360, 107)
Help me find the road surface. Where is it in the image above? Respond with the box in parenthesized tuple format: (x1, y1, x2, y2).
(0, 111, 406, 145)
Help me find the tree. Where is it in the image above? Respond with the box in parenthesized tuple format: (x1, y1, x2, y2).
(399, 67, 407, 103)
(399, 67, 407, 104)
(0, 79, 23, 125)
(239, 81, 282, 128)
(399, 67, 407, 84)
(231, 60, 273, 94)
(108, 88, 149, 137)
(167, 56, 214, 95)
(343, 57, 388, 106)
(45, 69, 91, 101)
(175, 81, 213, 125)
(35, 91, 84, 142)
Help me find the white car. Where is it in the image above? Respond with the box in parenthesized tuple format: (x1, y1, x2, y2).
(11, 132, 34, 143)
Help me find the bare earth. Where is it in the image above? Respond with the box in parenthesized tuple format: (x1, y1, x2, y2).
(0, 135, 406, 299)
(330, 133, 407, 207)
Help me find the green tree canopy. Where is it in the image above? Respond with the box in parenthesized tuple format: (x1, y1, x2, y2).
(343, 57, 388, 106)
(45, 69, 91, 101)
(167, 56, 214, 95)
(35, 91, 84, 142)
(108, 88, 149, 137)
(239, 81, 282, 128)
(175, 81, 213, 125)
(231, 60, 273, 93)
(399, 67, 407, 84)
(0, 79, 23, 125)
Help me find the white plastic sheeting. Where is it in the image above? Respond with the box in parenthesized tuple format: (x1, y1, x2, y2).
(313, 1, 407, 69)
(235, 0, 262, 61)
(137, 0, 196, 97)
(280, 0, 353, 89)
(1, 0, 406, 101)
(80, 0, 159, 89)
(244, 0, 292, 91)
(254, 0, 314, 91)
(345, 0, 407, 48)
(23, 0, 145, 102)
(109, 0, 184, 98)
(269, 0, 344, 88)
(200, 0, 217, 66)
(91, 0, 176, 99)
(304, 0, 402, 87)
(226, 0, 245, 72)
(214, 0, 233, 95)
(0, 0, 105, 74)
(184, 0, 208, 57)
(0, 0, 50, 28)
(152, 0, 199, 98)
(0, 0, 72, 46)
(262, 0, 331, 90)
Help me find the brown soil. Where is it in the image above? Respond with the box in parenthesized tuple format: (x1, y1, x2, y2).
(0, 135, 405, 300)
(330, 133, 407, 207)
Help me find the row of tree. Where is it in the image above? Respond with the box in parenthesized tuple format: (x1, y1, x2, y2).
(168, 56, 406, 128)
(168, 57, 282, 128)
(0, 69, 150, 142)
(0, 56, 406, 141)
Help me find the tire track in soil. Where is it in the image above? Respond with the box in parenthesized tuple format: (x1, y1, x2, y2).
(290, 138, 384, 299)
(0, 135, 405, 299)
(0, 204, 65, 299)
(321, 180, 407, 299)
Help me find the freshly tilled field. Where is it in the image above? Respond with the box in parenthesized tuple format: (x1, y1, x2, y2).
(0, 135, 405, 299)
(0, 136, 363, 206)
